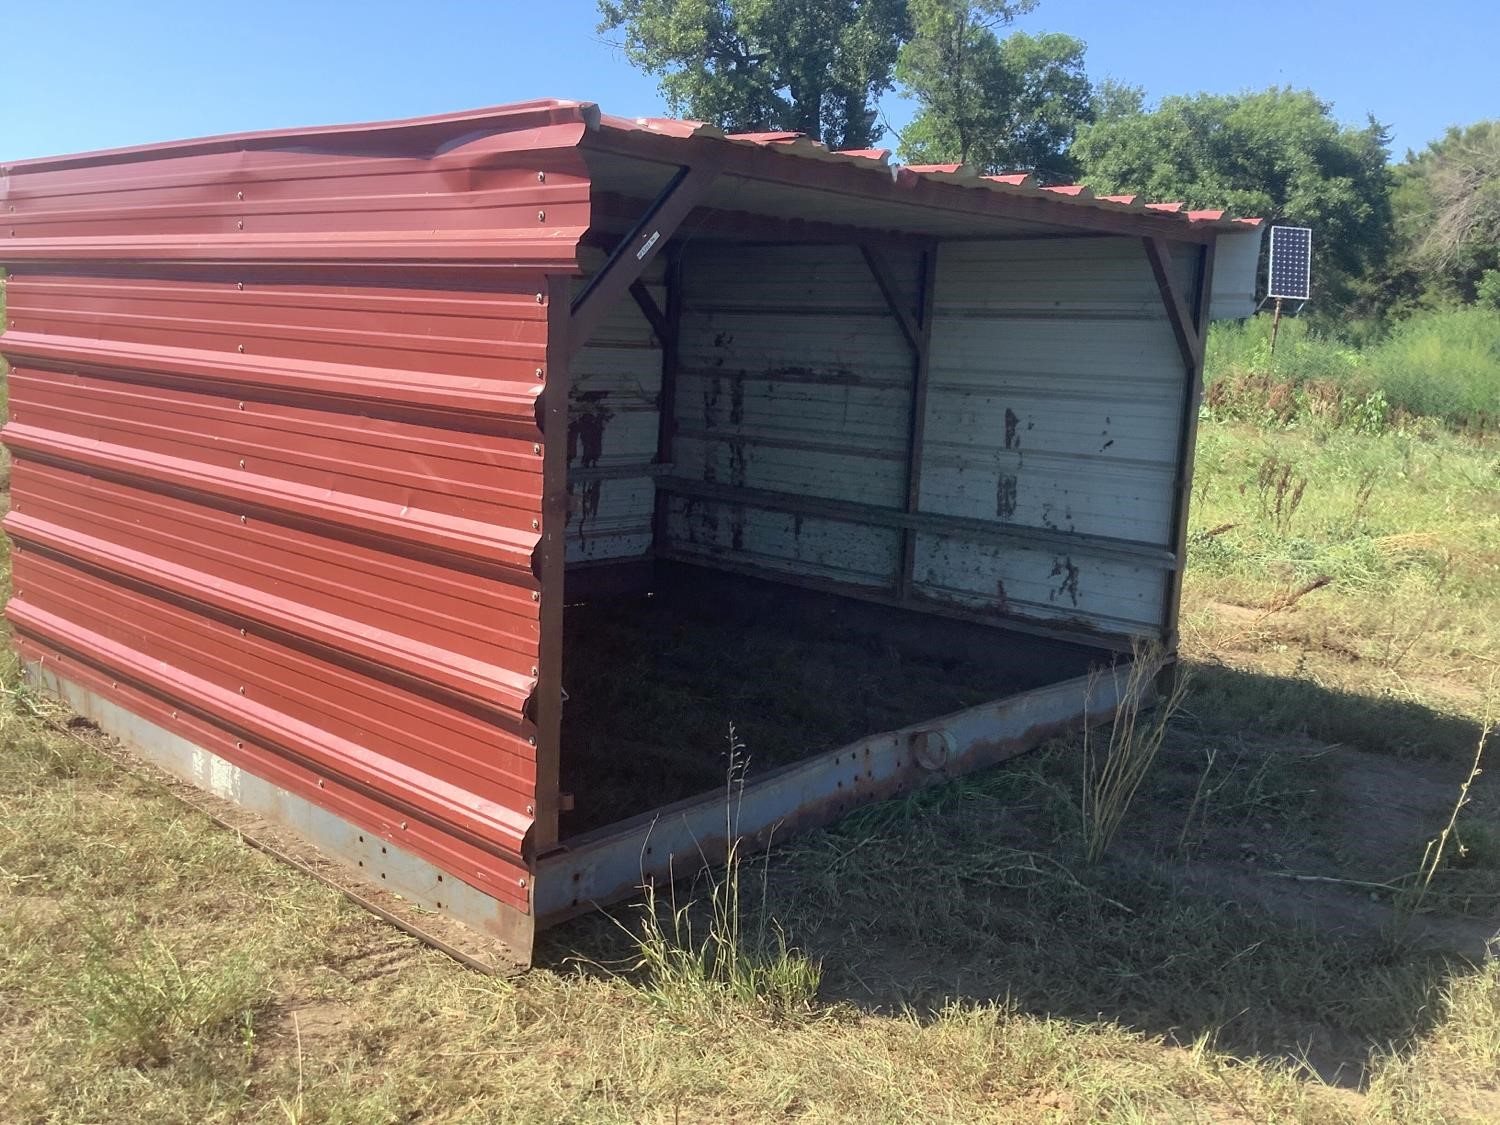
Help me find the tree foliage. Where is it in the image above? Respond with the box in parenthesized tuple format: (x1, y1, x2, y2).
(1389, 121, 1500, 308)
(597, 0, 910, 149)
(895, 2, 1091, 180)
(1072, 88, 1394, 315)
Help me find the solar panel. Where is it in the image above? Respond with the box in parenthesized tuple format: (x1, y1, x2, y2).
(1267, 226, 1312, 301)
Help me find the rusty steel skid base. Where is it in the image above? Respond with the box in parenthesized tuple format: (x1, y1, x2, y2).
(23, 660, 534, 969)
(536, 664, 1142, 922)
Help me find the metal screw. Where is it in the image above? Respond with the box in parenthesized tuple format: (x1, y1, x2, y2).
(236, 281, 244, 291)
(399, 821, 408, 830)
(238, 458, 245, 469)
(530, 666, 538, 676)
(238, 628, 246, 637)
(532, 443, 541, 454)
(531, 519, 539, 530)
(237, 344, 245, 353)
(526, 804, 535, 815)
(527, 735, 536, 747)
(239, 515, 247, 524)
(237, 401, 245, 410)
(237, 685, 245, 695)
(236, 220, 244, 230)
(236, 740, 243, 749)
(535, 292, 544, 304)
(171, 711, 178, 719)
(111, 681, 118, 689)
(537, 171, 545, 182)
(531, 591, 540, 602)
(535, 367, 544, 379)
(317, 778, 325, 788)
(518, 877, 527, 888)
(537, 210, 546, 222)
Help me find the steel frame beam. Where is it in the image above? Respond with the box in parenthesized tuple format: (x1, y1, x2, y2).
(569, 164, 718, 356)
(1152, 237, 1216, 649)
(1144, 236, 1203, 370)
(533, 274, 573, 852)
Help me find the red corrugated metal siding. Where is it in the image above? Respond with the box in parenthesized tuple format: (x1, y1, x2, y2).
(1, 104, 592, 913)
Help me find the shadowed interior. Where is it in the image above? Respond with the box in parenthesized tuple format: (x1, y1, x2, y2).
(557, 562, 1104, 836)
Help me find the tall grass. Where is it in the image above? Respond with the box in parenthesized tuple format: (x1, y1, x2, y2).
(625, 725, 822, 1022)
(1204, 307, 1500, 432)
(1081, 644, 1187, 864)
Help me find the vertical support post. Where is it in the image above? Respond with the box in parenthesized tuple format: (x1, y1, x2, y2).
(1269, 296, 1284, 356)
(532, 273, 573, 853)
(898, 245, 939, 603)
(651, 247, 684, 554)
(1160, 239, 1216, 652)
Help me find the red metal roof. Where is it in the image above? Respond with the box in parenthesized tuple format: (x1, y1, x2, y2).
(3, 99, 1263, 240)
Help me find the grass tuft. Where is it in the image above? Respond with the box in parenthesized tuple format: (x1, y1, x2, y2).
(1082, 644, 1187, 864)
(625, 725, 822, 1023)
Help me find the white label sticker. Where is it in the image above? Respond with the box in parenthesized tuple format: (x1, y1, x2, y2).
(636, 230, 661, 260)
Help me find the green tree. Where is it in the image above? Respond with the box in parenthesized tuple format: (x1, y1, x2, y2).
(597, 0, 910, 149)
(1390, 121, 1500, 308)
(1072, 88, 1393, 316)
(896, 8, 1091, 181)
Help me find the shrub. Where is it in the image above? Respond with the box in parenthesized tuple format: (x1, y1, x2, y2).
(1204, 308, 1500, 432)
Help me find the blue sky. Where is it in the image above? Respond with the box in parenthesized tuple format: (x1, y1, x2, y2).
(2, 0, 1494, 163)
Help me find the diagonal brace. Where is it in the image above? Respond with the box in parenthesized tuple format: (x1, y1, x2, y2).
(1143, 236, 1202, 370)
(861, 244, 922, 353)
(629, 280, 671, 347)
(569, 162, 719, 356)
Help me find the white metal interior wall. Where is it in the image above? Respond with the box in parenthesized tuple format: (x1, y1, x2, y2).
(568, 234, 1196, 643)
(913, 237, 1196, 636)
(565, 250, 665, 564)
(664, 243, 922, 589)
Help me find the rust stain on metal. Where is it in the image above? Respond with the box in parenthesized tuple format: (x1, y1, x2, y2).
(996, 474, 1018, 519)
(1049, 555, 1081, 606)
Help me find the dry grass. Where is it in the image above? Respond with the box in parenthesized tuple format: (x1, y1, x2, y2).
(0, 411, 1497, 1122)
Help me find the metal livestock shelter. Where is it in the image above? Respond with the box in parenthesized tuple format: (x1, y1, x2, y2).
(0, 100, 1264, 963)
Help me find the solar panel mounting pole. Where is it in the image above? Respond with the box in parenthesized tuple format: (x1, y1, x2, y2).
(1269, 296, 1284, 356)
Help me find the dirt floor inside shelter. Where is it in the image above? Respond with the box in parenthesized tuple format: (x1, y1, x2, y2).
(558, 564, 1107, 835)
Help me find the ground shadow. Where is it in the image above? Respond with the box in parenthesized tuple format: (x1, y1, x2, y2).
(539, 664, 1495, 1087)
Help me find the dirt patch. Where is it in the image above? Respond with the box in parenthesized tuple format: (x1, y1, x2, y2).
(559, 564, 1104, 834)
